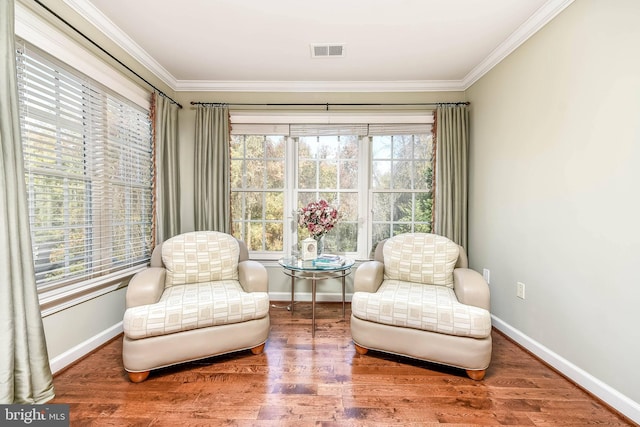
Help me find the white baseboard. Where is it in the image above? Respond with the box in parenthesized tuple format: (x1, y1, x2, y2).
(492, 315, 640, 425)
(49, 321, 123, 374)
(46, 309, 638, 424)
(269, 291, 353, 303)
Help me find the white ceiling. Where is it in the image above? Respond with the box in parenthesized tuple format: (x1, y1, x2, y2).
(66, 0, 573, 92)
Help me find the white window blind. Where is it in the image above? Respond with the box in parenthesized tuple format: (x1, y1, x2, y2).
(290, 124, 369, 137)
(367, 124, 431, 135)
(16, 39, 153, 292)
(290, 123, 431, 136)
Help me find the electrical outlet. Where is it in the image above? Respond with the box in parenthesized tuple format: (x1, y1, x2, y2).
(517, 282, 526, 299)
(483, 268, 490, 284)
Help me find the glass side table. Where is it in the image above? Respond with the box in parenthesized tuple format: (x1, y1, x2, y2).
(278, 257, 355, 337)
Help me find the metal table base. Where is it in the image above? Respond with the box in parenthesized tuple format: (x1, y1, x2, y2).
(279, 258, 354, 337)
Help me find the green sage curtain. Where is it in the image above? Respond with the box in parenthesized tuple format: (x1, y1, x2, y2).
(0, 0, 55, 404)
(194, 105, 231, 233)
(434, 105, 470, 249)
(153, 93, 181, 244)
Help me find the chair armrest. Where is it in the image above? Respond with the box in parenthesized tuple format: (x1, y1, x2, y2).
(126, 267, 166, 308)
(354, 261, 384, 293)
(453, 268, 490, 310)
(238, 260, 268, 293)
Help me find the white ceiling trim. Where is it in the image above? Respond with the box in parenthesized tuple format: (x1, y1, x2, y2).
(62, 0, 178, 89)
(174, 79, 465, 92)
(63, 0, 573, 93)
(462, 0, 575, 90)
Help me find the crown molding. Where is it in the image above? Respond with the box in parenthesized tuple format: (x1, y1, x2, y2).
(174, 79, 465, 93)
(62, 0, 178, 89)
(462, 0, 575, 89)
(15, 2, 150, 108)
(63, 0, 573, 93)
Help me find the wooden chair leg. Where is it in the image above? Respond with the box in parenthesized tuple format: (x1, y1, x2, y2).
(466, 369, 486, 381)
(127, 371, 150, 383)
(250, 343, 266, 355)
(354, 343, 369, 355)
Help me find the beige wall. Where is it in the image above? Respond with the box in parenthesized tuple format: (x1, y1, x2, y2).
(466, 0, 640, 403)
(43, 288, 126, 361)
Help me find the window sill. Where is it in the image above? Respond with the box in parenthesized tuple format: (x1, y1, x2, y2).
(38, 265, 146, 317)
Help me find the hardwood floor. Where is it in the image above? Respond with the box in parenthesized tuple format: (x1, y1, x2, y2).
(51, 303, 634, 426)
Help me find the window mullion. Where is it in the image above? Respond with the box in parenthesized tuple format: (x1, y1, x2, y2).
(285, 136, 297, 256)
(261, 138, 268, 251)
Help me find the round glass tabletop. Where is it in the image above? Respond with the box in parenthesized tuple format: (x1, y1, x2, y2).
(278, 256, 355, 272)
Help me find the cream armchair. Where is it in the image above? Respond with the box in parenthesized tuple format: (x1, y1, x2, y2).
(122, 231, 270, 382)
(350, 233, 492, 380)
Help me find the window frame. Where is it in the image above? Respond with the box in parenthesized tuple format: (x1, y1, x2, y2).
(369, 133, 435, 246)
(230, 134, 288, 258)
(229, 112, 434, 261)
(294, 133, 365, 257)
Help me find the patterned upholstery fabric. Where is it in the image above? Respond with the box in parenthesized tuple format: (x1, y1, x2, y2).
(351, 280, 491, 338)
(124, 281, 270, 339)
(383, 233, 459, 288)
(162, 231, 239, 287)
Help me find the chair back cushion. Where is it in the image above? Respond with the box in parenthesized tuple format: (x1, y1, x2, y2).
(383, 233, 459, 288)
(162, 231, 239, 287)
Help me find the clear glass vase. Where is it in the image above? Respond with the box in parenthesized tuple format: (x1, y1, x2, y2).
(314, 235, 325, 256)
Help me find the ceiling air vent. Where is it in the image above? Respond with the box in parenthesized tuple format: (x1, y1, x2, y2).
(311, 43, 345, 58)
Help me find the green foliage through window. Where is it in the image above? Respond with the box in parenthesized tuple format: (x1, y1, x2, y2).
(230, 127, 433, 259)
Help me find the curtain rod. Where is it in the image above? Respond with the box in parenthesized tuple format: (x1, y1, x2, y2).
(190, 102, 469, 110)
(32, 0, 183, 109)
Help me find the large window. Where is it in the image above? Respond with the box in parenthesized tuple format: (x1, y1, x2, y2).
(230, 121, 433, 259)
(371, 133, 434, 245)
(230, 135, 286, 252)
(16, 40, 153, 294)
(297, 134, 360, 253)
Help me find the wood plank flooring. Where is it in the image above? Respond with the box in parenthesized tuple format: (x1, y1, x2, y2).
(51, 302, 634, 426)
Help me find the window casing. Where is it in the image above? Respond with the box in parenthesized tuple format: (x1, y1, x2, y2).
(16, 40, 153, 297)
(231, 121, 433, 260)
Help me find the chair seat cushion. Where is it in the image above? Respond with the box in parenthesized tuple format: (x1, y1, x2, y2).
(124, 281, 270, 339)
(351, 280, 491, 339)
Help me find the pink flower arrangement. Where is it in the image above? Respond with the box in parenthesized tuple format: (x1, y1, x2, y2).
(298, 199, 340, 239)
